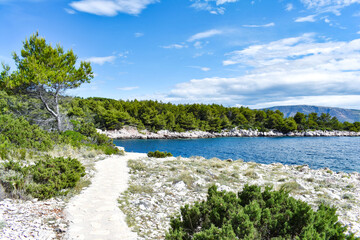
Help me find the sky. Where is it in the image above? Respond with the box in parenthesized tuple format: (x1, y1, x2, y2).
(1, 0, 360, 109)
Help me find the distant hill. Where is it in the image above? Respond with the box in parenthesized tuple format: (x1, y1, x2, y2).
(264, 105, 360, 123)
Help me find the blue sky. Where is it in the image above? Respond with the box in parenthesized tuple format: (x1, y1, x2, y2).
(1, 0, 360, 109)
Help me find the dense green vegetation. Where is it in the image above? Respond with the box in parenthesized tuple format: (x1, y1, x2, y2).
(0, 157, 85, 200)
(147, 150, 173, 158)
(166, 185, 358, 240)
(67, 97, 360, 133)
(0, 108, 119, 159)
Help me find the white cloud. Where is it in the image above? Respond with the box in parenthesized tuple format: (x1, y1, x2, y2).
(323, 17, 330, 23)
(135, 32, 144, 38)
(190, 2, 223, 14)
(193, 41, 203, 49)
(188, 29, 223, 42)
(285, 3, 294, 11)
(118, 51, 129, 58)
(69, 0, 159, 16)
(243, 22, 275, 28)
(301, 0, 360, 9)
(64, 8, 76, 14)
(215, 0, 238, 5)
(193, 41, 210, 49)
(295, 14, 317, 22)
(357, 31, 360, 34)
(300, 0, 360, 16)
(190, 0, 238, 14)
(117, 86, 139, 91)
(162, 43, 187, 49)
(189, 66, 211, 71)
(163, 34, 360, 108)
(193, 51, 214, 58)
(85, 56, 116, 65)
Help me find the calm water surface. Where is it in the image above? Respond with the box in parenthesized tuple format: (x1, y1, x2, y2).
(114, 137, 360, 173)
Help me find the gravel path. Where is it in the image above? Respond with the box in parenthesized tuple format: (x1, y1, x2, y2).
(65, 153, 146, 240)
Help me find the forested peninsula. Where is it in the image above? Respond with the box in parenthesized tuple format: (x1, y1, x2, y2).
(67, 97, 360, 137)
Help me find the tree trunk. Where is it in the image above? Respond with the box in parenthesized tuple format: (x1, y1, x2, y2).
(55, 91, 62, 132)
(39, 86, 63, 132)
(56, 114, 62, 132)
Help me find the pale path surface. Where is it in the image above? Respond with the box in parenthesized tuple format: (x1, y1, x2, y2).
(65, 152, 146, 240)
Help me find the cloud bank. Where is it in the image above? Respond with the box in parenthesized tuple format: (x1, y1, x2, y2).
(190, 0, 239, 14)
(69, 0, 159, 16)
(301, 0, 360, 9)
(85, 56, 116, 65)
(164, 34, 360, 108)
(188, 29, 223, 42)
(243, 22, 275, 28)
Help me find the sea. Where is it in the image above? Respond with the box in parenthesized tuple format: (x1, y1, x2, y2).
(114, 137, 360, 173)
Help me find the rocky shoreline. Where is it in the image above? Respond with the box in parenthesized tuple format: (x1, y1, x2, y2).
(98, 126, 360, 139)
(119, 155, 360, 239)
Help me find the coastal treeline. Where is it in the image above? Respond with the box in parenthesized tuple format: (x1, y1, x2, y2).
(67, 97, 360, 133)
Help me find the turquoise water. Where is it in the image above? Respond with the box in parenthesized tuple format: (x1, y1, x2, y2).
(114, 137, 360, 173)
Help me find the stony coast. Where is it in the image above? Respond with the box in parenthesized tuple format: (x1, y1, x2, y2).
(119, 156, 360, 239)
(0, 198, 67, 239)
(1, 151, 359, 239)
(98, 126, 360, 139)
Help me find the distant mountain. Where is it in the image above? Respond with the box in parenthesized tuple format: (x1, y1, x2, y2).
(264, 105, 360, 123)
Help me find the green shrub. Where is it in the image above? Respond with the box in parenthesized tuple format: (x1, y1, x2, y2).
(147, 150, 173, 158)
(61, 130, 88, 148)
(60, 122, 119, 155)
(28, 156, 85, 199)
(0, 115, 53, 151)
(102, 145, 120, 155)
(0, 156, 85, 200)
(0, 135, 12, 160)
(166, 185, 358, 240)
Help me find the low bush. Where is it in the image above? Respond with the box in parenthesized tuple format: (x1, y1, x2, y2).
(0, 114, 53, 151)
(147, 150, 173, 158)
(63, 121, 119, 155)
(0, 156, 85, 200)
(166, 185, 358, 240)
(0, 135, 12, 160)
